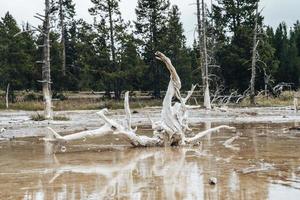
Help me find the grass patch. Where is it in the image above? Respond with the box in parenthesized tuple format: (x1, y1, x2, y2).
(53, 115, 70, 121)
(30, 112, 46, 121)
(240, 91, 296, 107)
(30, 112, 70, 121)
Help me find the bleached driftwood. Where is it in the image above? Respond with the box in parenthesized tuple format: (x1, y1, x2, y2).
(41, 0, 53, 119)
(44, 52, 235, 149)
(5, 83, 10, 109)
(240, 162, 275, 174)
(250, 4, 259, 105)
(293, 97, 298, 113)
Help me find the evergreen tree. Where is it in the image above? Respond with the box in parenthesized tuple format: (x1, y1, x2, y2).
(64, 20, 80, 91)
(273, 23, 294, 85)
(190, 40, 202, 86)
(212, 0, 263, 92)
(57, 0, 75, 77)
(75, 19, 110, 91)
(273, 22, 300, 87)
(118, 31, 147, 91)
(89, 0, 126, 99)
(255, 26, 279, 93)
(0, 12, 36, 95)
(164, 5, 191, 89)
(294, 21, 300, 57)
(135, 0, 170, 98)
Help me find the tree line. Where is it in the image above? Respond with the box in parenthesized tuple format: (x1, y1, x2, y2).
(0, 0, 300, 99)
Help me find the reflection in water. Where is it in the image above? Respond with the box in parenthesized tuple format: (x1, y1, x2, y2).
(0, 123, 300, 199)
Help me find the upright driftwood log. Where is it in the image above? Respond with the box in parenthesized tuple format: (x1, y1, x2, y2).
(196, 0, 205, 88)
(201, 0, 211, 110)
(197, 0, 211, 109)
(59, 0, 66, 77)
(250, 4, 259, 105)
(5, 83, 10, 109)
(42, 0, 53, 119)
(44, 52, 235, 149)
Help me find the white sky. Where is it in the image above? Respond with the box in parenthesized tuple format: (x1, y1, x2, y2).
(0, 0, 299, 46)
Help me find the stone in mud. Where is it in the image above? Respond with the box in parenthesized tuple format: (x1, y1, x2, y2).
(209, 177, 217, 185)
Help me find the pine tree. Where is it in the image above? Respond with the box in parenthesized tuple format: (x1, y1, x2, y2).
(164, 5, 191, 89)
(273, 23, 291, 84)
(57, 0, 75, 78)
(0, 12, 36, 96)
(74, 19, 110, 91)
(135, 0, 170, 98)
(89, 0, 125, 99)
(118, 31, 147, 91)
(212, 0, 263, 92)
(273, 22, 300, 87)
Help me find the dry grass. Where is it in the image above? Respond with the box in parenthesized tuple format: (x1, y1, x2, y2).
(0, 99, 162, 111)
(1, 90, 299, 111)
(30, 112, 70, 121)
(30, 112, 46, 121)
(53, 115, 70, 121)
(240, 91, 297, 107)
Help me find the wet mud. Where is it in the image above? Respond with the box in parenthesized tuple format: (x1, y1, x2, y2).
(1, 122, 300, 199)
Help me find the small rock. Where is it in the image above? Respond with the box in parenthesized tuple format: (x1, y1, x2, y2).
(209, 177, 217, 185)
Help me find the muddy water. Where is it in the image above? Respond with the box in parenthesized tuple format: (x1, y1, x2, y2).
(1, 123, 300, 200)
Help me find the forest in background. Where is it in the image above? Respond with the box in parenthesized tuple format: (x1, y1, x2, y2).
(0, 0, 300, 100)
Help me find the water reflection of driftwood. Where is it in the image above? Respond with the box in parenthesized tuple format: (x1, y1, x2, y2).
(48, 149, 156, 181)
(223, 133, 241, 151)
(23, 147, 217, 199)
(240, 162, 275, 174)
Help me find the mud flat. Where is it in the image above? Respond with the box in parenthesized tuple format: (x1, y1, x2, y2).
(1, 107, 300, 199)
(1, 106, 300, 138)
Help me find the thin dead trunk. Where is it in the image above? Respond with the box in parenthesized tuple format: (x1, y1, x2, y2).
(250, 5, 259, 105)
(201, 0, 211, 109)
(263, 69, 268, 96)
(196, 0, 205, 87)
(153, 19, 160, 98)
(42, 0, 53, 119)
(59, 0, 66, 77)
(294, 97, 298, 113)
(5, 83, 10, 109)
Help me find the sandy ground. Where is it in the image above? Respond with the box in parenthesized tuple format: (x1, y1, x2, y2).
(1, 106, 300, 138)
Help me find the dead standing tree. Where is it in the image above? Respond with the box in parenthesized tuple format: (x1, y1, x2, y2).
(36, 0, 53, 119)
(196, 0, 204, 88)
(12, 0, 54, 118)
(59, 0, 66, 77)
(197, 0, 211, 109)
(250, 4, 259, 105)
(44, 52, 235, 150)
(5, 83, 10, 109)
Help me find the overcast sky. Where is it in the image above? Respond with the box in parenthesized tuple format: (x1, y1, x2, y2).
(0, 0, 299, 46)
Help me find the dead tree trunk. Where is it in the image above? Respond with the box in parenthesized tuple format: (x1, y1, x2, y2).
(42, 0, 53, 119)
(250, 5, 259, 105)
(59, 0, 66, 77)
(5, 83, 10, 109)
(196, 0, 205, 87)
(201, 0, 211, 109)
